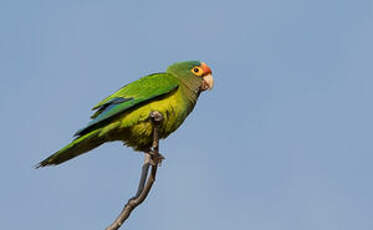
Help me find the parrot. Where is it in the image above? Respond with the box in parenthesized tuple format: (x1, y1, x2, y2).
(36, 60, 214, 167)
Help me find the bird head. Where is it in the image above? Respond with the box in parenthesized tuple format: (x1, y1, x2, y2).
(166, 60, 214, 92)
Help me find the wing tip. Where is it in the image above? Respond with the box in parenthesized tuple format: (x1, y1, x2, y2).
(34, 160, 53, 169)
(73, 129, 82, 137)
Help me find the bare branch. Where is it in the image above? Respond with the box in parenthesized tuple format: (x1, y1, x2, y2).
(105, 157, 158, 230)
(105, 111, 164, 230)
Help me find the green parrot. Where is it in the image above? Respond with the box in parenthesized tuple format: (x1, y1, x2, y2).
(36, 60, 214, 167)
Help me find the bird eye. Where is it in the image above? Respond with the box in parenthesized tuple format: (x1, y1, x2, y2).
(191, 66, 203, 76)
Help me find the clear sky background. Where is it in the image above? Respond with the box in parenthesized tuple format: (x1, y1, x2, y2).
(1, 0, 373, 229)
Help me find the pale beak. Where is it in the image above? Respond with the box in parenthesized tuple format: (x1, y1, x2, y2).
(200, 62, 214, 91)
(201, 73, 214, 91)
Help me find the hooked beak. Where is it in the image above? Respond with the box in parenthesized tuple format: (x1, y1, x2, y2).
(201, 73, 214, 91)
(200, 62, 214, 91)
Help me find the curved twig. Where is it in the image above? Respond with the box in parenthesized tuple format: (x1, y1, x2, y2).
(105, 111, 163, 230)
(105, 155, 158, 230)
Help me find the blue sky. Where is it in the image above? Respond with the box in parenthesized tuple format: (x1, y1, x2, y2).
(1, 0, 373, 229)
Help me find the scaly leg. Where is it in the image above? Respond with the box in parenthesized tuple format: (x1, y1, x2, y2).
(132, 111, 164, 198)
(148, 111, 165, 166)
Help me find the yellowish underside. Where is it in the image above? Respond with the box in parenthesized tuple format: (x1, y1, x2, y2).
(97, 89, 190, 151)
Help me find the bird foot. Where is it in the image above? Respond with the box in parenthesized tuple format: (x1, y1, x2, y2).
(150, 111, 163, 123)
(147, 151, 165, 166)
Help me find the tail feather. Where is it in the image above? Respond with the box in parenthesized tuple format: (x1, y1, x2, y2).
(36, 129, 105, 168)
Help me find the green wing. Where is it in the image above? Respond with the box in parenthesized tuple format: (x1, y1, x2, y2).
(74, 73, 179, 136)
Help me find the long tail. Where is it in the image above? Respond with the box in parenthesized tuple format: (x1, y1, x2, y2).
(36, 129, 105, 168)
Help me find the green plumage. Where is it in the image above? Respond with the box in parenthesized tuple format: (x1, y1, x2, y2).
(37, 61, 206, 167)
